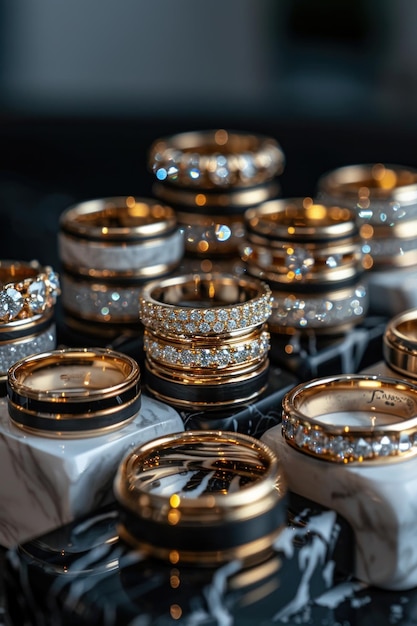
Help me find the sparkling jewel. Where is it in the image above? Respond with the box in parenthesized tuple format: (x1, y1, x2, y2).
(144, 332, 270, 369)
(282, 415, 414, 462)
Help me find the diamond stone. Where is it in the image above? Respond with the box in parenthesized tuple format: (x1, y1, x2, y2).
(0, 287, 24, 321)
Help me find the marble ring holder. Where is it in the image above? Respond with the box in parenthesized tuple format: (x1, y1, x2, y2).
(0, 347, 184, 547)
(58, 196, 185, 327)
(263, 374, 417, 590)
(114, 430, 288, 565)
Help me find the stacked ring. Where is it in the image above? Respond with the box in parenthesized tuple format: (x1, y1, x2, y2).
(241, 198, 369, 334)
(317, 163, 417, 270)
(58, 197, 184, 335)
(139, 273, 272, 409)
(7, 347, 141, 437)
(148, 129, 285, 257)
(114, 430, 287, 565)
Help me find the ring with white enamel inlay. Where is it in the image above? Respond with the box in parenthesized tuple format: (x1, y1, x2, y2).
(0, 260, 60, 323)
(139, 273, 273, 339)
(7, 347, 141, 437)
(114, 430, 287, 564)
(149, 129, 285, 189)
(282, 374, 417, 463)
(59, 197, 184, 277)
(383, 308, 417, 378)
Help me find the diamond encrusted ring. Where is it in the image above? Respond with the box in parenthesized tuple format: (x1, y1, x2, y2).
(139, 273, 273, 339)
(0, 260, 60, 323)
(148, 129, 285, 189)
(282, 375, 417, 464)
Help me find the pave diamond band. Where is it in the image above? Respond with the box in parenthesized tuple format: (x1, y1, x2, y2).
(149, 129, 285, 189)
(282, 375, 417, 464)
(144, 328, 270, 370)
(0, 261, 60, 323)
(139, 273, 272, 339)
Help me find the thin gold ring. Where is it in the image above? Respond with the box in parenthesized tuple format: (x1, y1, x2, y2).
(149, 129, 285, 189)
(282, 374, 417, 464)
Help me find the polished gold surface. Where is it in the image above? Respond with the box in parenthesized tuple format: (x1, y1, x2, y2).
(115, 430, 286, 564)
(60, 197, 177, 239)
(8, 347, 140, 401)
(383, 308, 417, 378)
(245, 198, 357, 240)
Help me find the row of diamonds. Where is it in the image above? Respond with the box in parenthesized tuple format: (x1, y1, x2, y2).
(151, 144, 283, 187)
(269, 285, 368, 329)
(139, 294, 272, 337)
(144, 331, 270, 370)
(0, 268, 60, 323)
(282, 415, 417, 463)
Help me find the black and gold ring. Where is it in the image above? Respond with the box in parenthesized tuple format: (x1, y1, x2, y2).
(114, 430, 287, 564)
(7, 347, 141, 437)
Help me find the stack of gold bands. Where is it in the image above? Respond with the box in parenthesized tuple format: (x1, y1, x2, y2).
(114, 430, 287, 565)
(0, 260, 60, 391)
(58, 196, 184, 337)
(241, 197, 369, 335)
(148, 129, 285, 257)
(139, 273, 272, 409)
(317, 163, 417, 270)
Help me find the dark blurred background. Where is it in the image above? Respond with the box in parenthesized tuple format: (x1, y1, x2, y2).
(0, 0, 416, 267)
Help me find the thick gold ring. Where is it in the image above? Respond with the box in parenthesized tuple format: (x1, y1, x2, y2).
(383, 308, 417, 379)
(7, 347, 141, 437)
(149, 129, 285, 189)
(282, 374, 417, 464)
(139, 273, 272, 339)
(0, 260, 60, 323)
(114, 430, 287, 564)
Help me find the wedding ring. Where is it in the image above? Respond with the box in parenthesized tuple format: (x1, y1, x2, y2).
(114, 430, 287, 564)
(245, 198, 358, 241)
(282, 374, 417, 463)
(317, 163, 417, 225)
(59, 197, 184, 278)
(153, 179, 280, 209)
(149, 129, 285, 189)
(139, 273, 272, 339)
(144, 327, 270, 371)
(267, 282, 368, 334)
(145, 357, 270, 409)
(383, 308, 417, 379)
(0, 260, 60, 323)
(0, 309, 56, 386)
(7, 348, 141, 437)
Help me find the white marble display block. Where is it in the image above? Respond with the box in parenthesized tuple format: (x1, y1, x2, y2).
(0, 394, 183, 548)
(262, 424, 417, 591)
